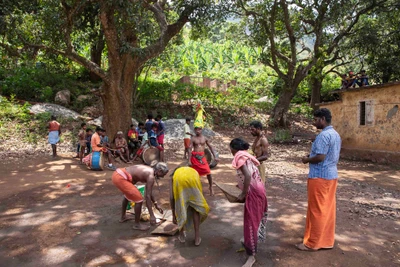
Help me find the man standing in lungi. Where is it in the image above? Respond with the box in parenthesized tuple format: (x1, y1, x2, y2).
(189, 127, 218, 195)
(249, 121, 269, 184)
(48, 115, 61, 158)
(189, 102, 219, 196)
(297, 108, 341, 251)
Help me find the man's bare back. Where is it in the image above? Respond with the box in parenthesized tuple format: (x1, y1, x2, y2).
(124, 165, 155, 184)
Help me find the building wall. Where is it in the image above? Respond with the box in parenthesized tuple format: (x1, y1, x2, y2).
(320, 83, 400, 154)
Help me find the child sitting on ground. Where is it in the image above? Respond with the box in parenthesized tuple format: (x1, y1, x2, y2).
(132, 129, 149, 162)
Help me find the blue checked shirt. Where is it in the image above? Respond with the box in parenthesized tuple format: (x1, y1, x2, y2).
(308, 125, 341, 180)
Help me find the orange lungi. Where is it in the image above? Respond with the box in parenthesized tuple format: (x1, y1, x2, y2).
(112, 168, 143, 203)
(303, 178, 337, 249)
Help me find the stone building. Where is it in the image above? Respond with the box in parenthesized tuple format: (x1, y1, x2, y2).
(317, 81, 400, 164)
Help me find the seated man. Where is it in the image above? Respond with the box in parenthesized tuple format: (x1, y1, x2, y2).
(90, 126, 117, 170)
(132, 130, 149, 162)
(346, 71, 357, 88)
(357, 70, 369, 87)
(128, 124, 140, 158)
(115, 131, 131, 163)
(149, 122, 165, 162)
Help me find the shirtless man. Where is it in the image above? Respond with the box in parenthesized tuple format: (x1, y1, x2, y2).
(112, 162, 169, 230)
(249, 121, 270, 184)
(114, 131, 131, 163)
(48, 115, 61, 158)
(189, 127, 219, 196)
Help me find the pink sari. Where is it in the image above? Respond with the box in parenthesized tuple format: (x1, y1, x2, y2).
(232, 151, 268, 256)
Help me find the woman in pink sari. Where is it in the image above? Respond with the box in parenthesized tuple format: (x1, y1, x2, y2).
(230, 138, 268, 267)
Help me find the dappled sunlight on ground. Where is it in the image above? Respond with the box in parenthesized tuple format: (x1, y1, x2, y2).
(0, 147, 399, 266)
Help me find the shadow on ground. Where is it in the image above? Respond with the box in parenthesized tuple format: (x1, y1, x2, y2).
(0, 147, 399, 266)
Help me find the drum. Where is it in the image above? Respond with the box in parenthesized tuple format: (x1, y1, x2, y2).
(90, 151, 104, 170)
(204, 148, 218, 169)
(142, 147, 160, 166)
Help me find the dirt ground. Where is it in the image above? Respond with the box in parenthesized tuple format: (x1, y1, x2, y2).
(0, 136, 399, 267)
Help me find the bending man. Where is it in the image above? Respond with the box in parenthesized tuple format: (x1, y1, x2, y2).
(112, 162, 169, 230)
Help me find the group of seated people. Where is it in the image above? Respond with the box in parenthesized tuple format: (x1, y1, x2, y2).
(341, 70, 369, 89)
(128, 114, 165, 162)
(76, 113, 166, 169)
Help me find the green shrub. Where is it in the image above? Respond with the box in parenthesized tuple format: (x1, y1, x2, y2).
(270, 128, 292, 143)
(0, 95, 31, 122)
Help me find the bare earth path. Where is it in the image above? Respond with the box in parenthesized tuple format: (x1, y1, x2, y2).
(0, 139, 399, 267)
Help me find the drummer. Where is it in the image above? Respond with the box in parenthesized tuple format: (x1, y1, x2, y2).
(149, 122, 165, 162)
(112, 162, 169, 230)
(91, 126, 117, 170)
(132, 129, 149, 162)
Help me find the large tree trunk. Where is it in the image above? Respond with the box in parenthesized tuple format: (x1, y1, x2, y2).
(100, 59, 137, 141)
(101, 82, 133, 142)
(270, 88, 296, 127)
(310, 76, 322, 111)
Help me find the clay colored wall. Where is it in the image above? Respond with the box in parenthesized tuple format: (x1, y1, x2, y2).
(319, 83, 400, 153)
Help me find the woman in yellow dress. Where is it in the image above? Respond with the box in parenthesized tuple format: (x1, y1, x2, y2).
(170, 167, 210, 246)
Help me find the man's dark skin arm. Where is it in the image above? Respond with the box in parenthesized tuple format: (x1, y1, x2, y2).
(302, 154, 326, 164)
(205, 139, 219, 162)
(145, 177, 163, 225)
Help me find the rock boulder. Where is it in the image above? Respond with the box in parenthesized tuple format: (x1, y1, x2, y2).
(54, 90, 71, 106)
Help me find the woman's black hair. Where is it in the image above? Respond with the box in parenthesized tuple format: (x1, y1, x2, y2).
(230, 138, 250, 151)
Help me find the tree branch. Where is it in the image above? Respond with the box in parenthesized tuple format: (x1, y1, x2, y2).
(139, 8, 191, 65)
(143, 1, 168, 33)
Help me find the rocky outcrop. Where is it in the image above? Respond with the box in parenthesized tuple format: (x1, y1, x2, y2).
(81, 106, 102, 118)
(164, 119, 219, 140)
(54, 90, 71, 106)
(29, 103, 80, 119)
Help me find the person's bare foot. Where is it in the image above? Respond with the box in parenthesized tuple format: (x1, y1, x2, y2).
(295, 243, 318, 252)
(195, 237, 202, 246)
(178, 231, 186, 243)
(132, 223, 150, 231)
(119, 216, 133, 223)
(242, 255, 256, 267)
(209, 186, 214, 196)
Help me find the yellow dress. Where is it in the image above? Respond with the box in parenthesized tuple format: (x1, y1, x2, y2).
(173, 167, 210, 230)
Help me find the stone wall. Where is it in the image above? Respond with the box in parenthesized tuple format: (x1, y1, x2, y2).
(319, 81, 400, 163)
